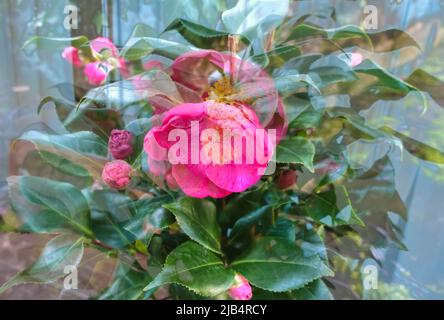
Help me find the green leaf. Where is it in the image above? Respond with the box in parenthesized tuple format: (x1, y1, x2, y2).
(231, 237, 333, 292)
(286, 25, 419, 53)
(405, 68, 444, 107)
(122, 37, 194, 60)
(17, 131, 107, 178)
(380, 126, 444, 164)
(276, 137, 315, 172)
(164, 198, 221, 254)
(38, 151, 92, 181)
(253, 279, 332, 300)
(222, 0, 289, 43)
(19, 130, 107, 158)
(124, 195, 175, 243)
(274, 74, 321, 97)
(23, 35, 89, 51)
(0, 234, 84, 294)
(250, 45, 301, 69)
(165, 18, 248, 49)
(291, 279, 333, 300)
(266, 218, 296, 241)
(144, 241, 235, 297)
(8, 176, 92, 236)
(304, 185, 364, 227)
(84, 189, 136, 249)
(125, 118, 155, 136)
(229, 205, 273, 239)
(99, 260, 152, 300)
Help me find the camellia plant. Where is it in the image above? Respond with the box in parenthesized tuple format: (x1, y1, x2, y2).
(2, 1, 444, 300)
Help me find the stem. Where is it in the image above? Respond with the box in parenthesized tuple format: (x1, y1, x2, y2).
(228, 35, 239, 84)
(265, 30, 276, 51)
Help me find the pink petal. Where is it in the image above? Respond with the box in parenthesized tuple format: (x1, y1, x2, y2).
(172, 164, 231, 198)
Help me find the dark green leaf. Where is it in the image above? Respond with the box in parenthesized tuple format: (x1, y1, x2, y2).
(165, 18, 248, 49)
(8, 176, 92, 236)
(144, 241, 235, 297)
(276, 137, 315, 172)
(0, 235, 84, 294)
(164, 198, 221, 254)
(231, 237, 333, 292)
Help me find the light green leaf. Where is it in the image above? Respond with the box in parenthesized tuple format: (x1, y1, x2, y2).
(231, 237, 333, 292)
(164, 198, 221, 254)
(165, 18, 248, 49)
(99, 261, 152, 300)
(8, 176, 92, 236)
(144, 241, 235, 297)
(0, 234, 84, 294)
(276, 137, 315, 172)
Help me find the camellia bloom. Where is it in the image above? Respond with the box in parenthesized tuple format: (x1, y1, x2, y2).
(228, 274, 252, 300)
(144, 101, 273, 198)
(61, 37, 127, 85)
(84, 62, 113, 86)
(62, 46, 83, 67)
(142, 50, 287, 198)
(108, 129, 134, 159)
(102, 160, 132, 189)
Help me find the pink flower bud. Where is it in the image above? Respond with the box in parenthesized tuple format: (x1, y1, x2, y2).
(108, 129, 134, 159)
(277, 170, 297, 190)
(165, 172, 179, 190)
(102, 160, 132, 189)
(228, 274, 252, 300)
(62, 46, 83, 67)
(349, 52, 363, 67)
(84, 61, 113, 86)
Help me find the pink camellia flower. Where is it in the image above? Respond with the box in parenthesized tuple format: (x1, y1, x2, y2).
(62, 46, 83, 67)
(350, 53, 363, 67)
(141, 50, 288, 198)
(171, 50, 287, 140)
(102, 160, 132, 189)
(90, 37, 120, 57)
(84, 61, 114, 86)
(277, 170, 297, 190)
(144, 101, 273, 198)
(108, 129, 134, 159)
(228, 274, 252, 300)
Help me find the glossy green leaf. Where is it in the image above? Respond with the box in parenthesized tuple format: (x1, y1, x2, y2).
(99, 261, 152, 300)
(304, 185, 364, 227)
(276, 137, 315, 172)
(249, 45, 301, 69)
(8, 176, 92, 236)
(222, 0, 289, 43)
(165, 18, 248, 49)
(122, 37, 194, 60)
(229, 205, 273, 239)
(253, 279, 332, 300)
(23, 35, 89, 51)
(0, 234, 84, 294)
(125, 195, 175, 242)
(144, 241, 235, 297)
(84, 189, 136, 249)
(231, 237, 333, 292)
(164, 198, 221, 254)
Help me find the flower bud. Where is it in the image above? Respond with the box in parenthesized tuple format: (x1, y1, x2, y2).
(108, 129, 134, 159)
(84, 61, 113, 86)
(102, 160, 132, 189)
(228, 274, 252, 300)
(277, 170, 297, 190)
(62, 46, 83, 67)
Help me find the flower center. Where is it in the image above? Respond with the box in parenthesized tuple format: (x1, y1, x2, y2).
(206, 76, 237, 102)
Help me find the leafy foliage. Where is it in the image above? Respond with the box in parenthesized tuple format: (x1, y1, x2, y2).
(3, 1, 444, 301)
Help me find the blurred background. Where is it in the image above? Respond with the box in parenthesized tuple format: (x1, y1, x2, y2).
(1, 0, 444, 299)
